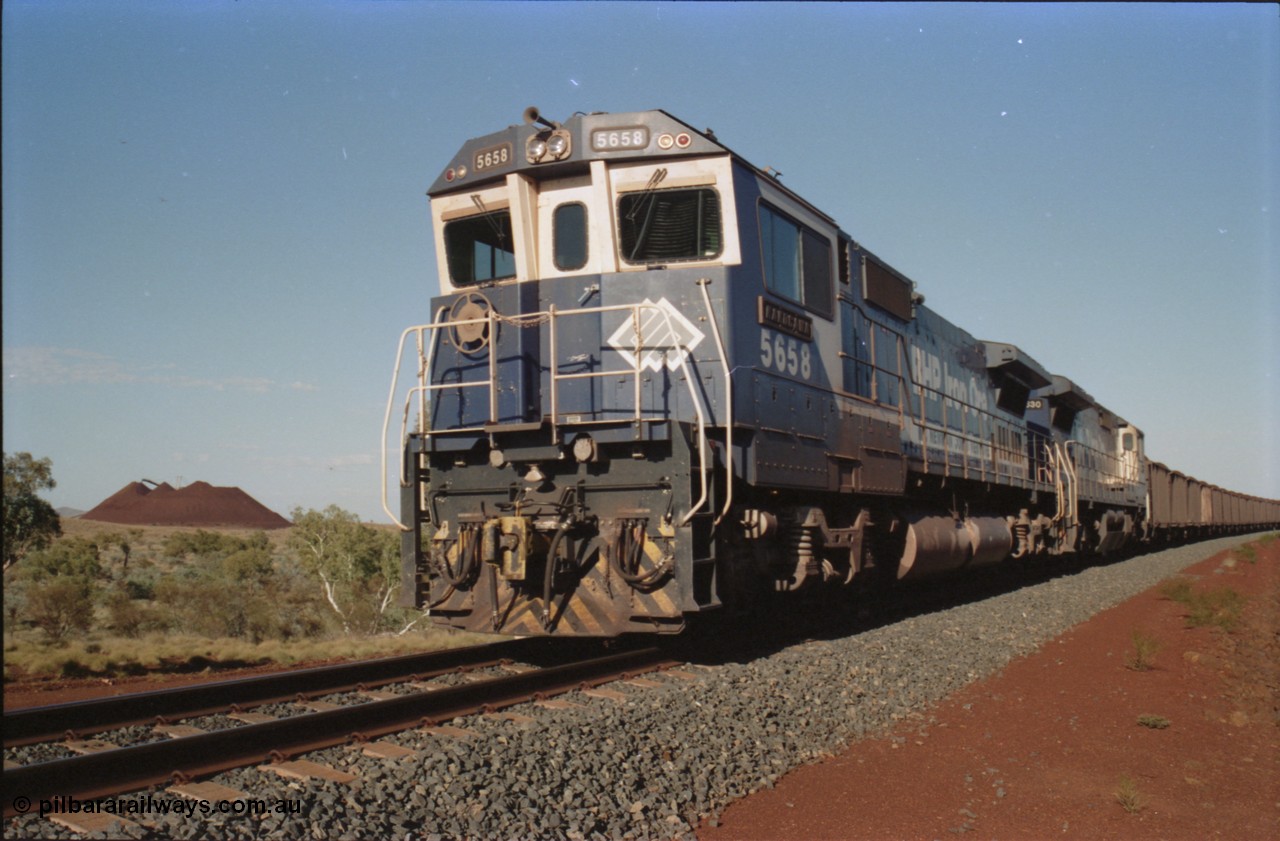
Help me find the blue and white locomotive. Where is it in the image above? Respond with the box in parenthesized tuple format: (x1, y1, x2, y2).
(382, 108, 1277, 636)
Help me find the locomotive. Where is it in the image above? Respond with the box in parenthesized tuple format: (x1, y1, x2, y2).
(382, 108, 1278, 637)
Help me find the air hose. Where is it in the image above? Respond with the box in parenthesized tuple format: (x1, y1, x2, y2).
(540, 520, 572, 630)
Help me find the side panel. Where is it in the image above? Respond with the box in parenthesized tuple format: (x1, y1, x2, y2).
(728, 167, 908, 495)
(1148, 461, 1174, 526)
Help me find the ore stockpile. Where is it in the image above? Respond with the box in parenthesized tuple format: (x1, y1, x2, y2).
(79, 481, 290, 529)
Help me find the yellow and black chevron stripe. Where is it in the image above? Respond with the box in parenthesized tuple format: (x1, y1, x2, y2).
(427, 537, 683, 636)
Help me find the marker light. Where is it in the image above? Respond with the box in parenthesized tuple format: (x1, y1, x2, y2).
(572, 435, 596, 463)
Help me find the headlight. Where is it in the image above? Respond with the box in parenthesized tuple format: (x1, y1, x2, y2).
(526, 130, 572, 164)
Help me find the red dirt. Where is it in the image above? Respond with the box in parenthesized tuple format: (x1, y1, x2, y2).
(79, 480, 290, 529)
(700, 539, 1279, 840)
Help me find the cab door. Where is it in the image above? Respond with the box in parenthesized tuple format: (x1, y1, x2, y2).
(535, 175, 602, 279)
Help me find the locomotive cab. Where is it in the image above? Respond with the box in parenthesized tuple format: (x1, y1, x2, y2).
(384, 110, 755, 635)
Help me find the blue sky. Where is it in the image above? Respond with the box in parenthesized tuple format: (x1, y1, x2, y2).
(4, 1, 1277, 521)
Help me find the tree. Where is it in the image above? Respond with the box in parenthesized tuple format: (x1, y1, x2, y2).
(287, 506, 401, 634)
(97, 529, 142, 573)
(3, 452, 62, 573)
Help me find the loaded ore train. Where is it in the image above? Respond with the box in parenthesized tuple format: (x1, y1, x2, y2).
(382, 108, 1278, 637)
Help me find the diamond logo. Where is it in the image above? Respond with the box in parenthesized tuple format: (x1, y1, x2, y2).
(607, 297, 705, 372)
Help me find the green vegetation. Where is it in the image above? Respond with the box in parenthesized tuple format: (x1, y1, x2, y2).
(1137, 714, 1171, 730)
(1159, 578, 1245, 632)
(1159, 577, 1194, 604)
(1115, 775, 1143, 814)
(1232, 533, 1276, 564)
(288, 506, 404, 635)
(1125, 629, 1162, 672)
(3, 480, 487, 680)
(3, 452, 62, 573)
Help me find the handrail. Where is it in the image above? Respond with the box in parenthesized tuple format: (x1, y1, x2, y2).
(1062, 440, 1081, 525)
(382, 295, 718, 530)
(381, 307, 446, 529)
(697, 278, 733, 527)
(543, 298, 710, 526)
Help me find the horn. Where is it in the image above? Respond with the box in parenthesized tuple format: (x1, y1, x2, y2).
(522, 106, 559, 130)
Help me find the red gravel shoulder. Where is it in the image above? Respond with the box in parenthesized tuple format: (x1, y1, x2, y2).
(700, 539, 1279, 840)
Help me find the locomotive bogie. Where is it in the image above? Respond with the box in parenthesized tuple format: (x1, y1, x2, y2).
(382, 109, 1279, 636)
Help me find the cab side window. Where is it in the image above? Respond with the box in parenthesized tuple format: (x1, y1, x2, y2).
(760, 203, 832, 319)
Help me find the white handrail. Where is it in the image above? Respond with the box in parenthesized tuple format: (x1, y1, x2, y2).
(543, 299, 711, 526)
(382, 296, 718, 529)
(697, 278, 733, 527)
(380, 307, 447, 529)
(381, 325, 421, 530)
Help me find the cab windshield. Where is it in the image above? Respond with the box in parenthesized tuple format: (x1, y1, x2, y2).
(618, 187, 722, 264)
(444, 210, 516, 285)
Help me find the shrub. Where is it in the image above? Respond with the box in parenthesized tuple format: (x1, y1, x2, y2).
(22, 537, 103, 581)
(1159, 578, 1194, 604)
(162, 530, 226, 558)
(221, 548, 273, 584)
(105, 588, 149, 638)
(1185, 587, 1245, 632)
(1137, 715, 1170, 729)
(1115, 775, 1143, 814)
(162, 529, 266, 560)
(121, 576, 156, 601)
(1126, 629, 1161, 671)
(26, 577, 96, 642)
(1160, 579, 1246, 632)
(1233, 544, 1257, 565)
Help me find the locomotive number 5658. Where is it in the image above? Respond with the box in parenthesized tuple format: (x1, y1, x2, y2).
(760, 328, 812, 379)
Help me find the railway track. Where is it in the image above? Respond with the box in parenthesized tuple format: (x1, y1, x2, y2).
(3, 637, 573, 747)
(2, 642, 679, 819)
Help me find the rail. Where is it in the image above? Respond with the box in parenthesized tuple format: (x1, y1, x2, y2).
(2, 647, 678, 818)
(3, 639, 546, 748)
